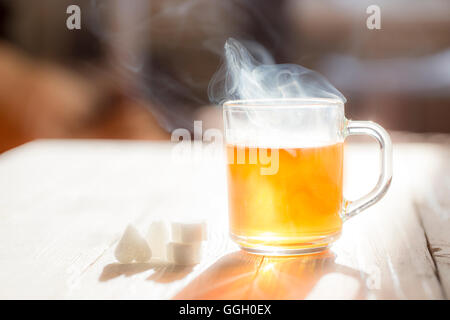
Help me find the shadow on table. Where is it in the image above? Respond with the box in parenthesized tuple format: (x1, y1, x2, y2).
(99, 260, 193, 283)
(147, 265, 194, 283)
(174, 250, 369, 299)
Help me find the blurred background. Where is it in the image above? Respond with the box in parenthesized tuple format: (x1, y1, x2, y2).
(0, 0, 449, 153)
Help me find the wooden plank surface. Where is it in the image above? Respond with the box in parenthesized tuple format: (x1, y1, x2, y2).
(0, 138, 448, 299)
(413, 145, 450, 299)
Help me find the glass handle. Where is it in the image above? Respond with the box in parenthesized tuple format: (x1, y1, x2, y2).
(343, 120, 393, 220)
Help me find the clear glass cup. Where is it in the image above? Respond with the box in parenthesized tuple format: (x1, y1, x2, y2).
(223, 98, 392, 255)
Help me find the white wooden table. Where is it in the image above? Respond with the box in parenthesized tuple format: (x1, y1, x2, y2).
(0, 138, 448, 299)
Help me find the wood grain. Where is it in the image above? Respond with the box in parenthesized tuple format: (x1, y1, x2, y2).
(0, 139, 448, 299)
(413, 144, 450, 299)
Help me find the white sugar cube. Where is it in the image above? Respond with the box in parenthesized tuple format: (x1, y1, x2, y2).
(171, 220, 207, 243)
(114, 225, 152, 263)
(146, 220, 170, 259)
(167, 242, 203, 265)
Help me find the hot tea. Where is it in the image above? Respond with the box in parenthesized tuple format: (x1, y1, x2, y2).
(226, 143, 344, 251)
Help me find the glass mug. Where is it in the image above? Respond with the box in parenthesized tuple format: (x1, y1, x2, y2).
(223, 98, 392, 255)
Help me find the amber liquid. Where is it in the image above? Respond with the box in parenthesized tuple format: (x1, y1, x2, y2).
(226, 143, 344, 250)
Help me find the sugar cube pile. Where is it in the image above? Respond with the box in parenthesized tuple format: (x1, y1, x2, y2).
(167, 220, 207, 265)
(114, 219, 207, 266)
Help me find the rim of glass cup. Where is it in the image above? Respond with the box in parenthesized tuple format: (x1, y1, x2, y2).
(223, 98, 345, 109)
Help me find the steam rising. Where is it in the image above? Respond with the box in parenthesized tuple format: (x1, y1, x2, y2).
(208, 38, 346, 105)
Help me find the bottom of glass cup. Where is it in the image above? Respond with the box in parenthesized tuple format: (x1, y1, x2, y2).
(230, 231, 341, 256)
